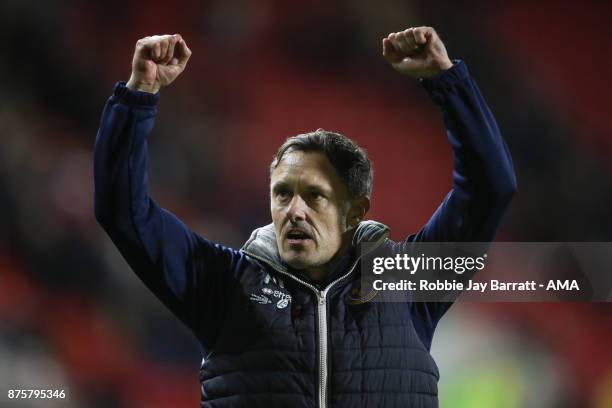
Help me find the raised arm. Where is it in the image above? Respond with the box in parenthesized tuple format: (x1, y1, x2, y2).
(93, 35, 240, 346)
(383, 27, 517, 344)
(383, 26, 517, 243)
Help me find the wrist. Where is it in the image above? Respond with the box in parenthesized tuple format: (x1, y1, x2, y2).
(418, 58, 454, 80)
(438, 58, 453, 71)
(112, 82, 160, 106)
(126, 76, 159, 94)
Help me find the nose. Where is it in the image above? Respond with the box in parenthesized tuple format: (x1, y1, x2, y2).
(287, 195, 307, 224)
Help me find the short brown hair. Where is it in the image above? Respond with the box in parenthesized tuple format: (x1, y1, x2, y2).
(270, 129, 373, 198)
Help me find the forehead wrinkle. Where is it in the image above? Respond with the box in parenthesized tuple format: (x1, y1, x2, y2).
(271, 151, 345, 196)
(273, 164, 332, 191)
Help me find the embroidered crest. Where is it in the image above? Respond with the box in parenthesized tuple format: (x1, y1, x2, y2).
(276, 298, 289, 309)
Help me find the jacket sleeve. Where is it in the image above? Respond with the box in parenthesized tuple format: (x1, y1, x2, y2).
(93, 82, 241, 346)
(406, 61, 517, 348)
(406, 60, 517, 243)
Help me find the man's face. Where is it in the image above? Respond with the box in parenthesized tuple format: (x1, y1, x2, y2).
(270, 151, 353, 272)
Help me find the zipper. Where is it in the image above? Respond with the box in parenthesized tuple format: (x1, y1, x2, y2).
(316, 293, 327, 408)
(314, 260, 361, 408)
(244, 232, 388, 408)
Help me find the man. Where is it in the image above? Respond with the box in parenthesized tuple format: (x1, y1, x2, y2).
(94, 26, 516, 407)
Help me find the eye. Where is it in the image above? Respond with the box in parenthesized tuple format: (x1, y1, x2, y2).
(309, 191, 325, 201)
(275, 187, 292, 202)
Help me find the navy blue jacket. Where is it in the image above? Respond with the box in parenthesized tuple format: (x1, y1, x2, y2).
(94, 60, 516, 407)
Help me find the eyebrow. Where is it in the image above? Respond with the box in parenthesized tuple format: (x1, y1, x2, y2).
(271, 182, 290, 194)
(271, 181, 332, 196)
(305, 185, 330, 195)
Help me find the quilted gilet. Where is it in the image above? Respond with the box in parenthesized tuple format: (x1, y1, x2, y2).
(199, 221, 440, 408)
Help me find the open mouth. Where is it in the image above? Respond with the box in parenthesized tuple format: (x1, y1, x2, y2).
(285, 229, 313, 244)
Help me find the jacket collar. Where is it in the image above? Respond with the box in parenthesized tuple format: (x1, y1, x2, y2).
(241, 220, 390, 273)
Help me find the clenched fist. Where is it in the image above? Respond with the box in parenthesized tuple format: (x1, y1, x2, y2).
(126, 34, 192, 94)
(382, 27, 452, 79)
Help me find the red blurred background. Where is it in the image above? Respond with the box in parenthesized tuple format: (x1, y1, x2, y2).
(1, 0, 611, 406)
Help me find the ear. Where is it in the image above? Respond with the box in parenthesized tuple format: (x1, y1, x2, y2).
(347, 196, 370, 229)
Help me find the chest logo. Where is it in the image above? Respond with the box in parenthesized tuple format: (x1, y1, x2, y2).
(249, 293, 272, 305)
(276, 298, 289, 309)
(250, 274, 292, 309)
